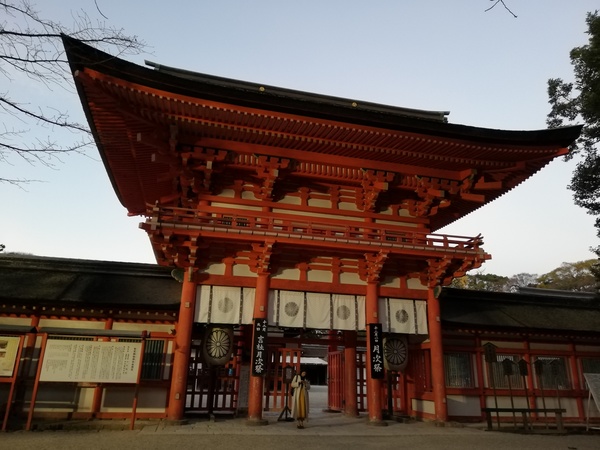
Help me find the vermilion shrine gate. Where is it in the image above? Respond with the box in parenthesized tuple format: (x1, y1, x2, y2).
(61, 35, 581, 424)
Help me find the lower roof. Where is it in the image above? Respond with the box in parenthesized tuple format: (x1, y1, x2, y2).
(0, 254, 181, 309)
(439, 287, 600, 335)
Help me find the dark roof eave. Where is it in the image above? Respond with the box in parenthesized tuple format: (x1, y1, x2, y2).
(62, 34, 582, 149)
(439, 286, 600, 307)
(442, 321, 600, 339)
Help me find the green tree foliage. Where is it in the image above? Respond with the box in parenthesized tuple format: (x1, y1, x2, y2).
(547, 12, 600, 259)
(452, 260, 598, 293)
(536, 259, 598, 292)
(450, 272, 510, 292)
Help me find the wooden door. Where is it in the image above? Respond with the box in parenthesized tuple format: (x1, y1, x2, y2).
(327, 351, 344, 411)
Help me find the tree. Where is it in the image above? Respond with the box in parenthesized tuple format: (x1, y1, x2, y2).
(485, 1, 517, 19)
(536, 259, 597, 292)
(547, 12, 600, 262)
(451, 260, 598, 293)
(0, 0, 145, 185)
(450, 272, 510, 292)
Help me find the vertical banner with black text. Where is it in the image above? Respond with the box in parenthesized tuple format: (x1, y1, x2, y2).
(369, 323, 384, 379)
(251, 318, 268, 376)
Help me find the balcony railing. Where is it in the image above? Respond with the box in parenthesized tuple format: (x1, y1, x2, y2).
(145, 205, 485, 254)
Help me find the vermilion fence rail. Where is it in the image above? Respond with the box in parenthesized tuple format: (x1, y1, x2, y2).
(146, 205, 484, 253)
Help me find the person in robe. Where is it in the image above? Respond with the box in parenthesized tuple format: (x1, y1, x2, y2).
(290, 370, 310, 428)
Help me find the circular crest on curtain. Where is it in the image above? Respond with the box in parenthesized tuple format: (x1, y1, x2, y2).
(383, 335, 409, 372)
(202, 325, 234, 366)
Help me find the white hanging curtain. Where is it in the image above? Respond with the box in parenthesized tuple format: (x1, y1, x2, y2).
(331, 294, 365, 331)
(194, 285, 210, 323)
(305, 292, 331, 330)
(384, 298, 417, 334)
(380, 298, 429, 335)
(415, 300, 428, 335)
(273, 290, 305, 328)
(194, 285, 255, 325)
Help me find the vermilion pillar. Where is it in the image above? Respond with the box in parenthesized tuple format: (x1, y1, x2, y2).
(246, 272, 269, 425)
(427, 287, 448, 422)
(167, 269, 196, 421)
(343, 331, 358, 417)
(365, 281, 385, 425)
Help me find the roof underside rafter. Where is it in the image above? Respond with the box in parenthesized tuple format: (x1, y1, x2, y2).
(63, 35, 582, 233)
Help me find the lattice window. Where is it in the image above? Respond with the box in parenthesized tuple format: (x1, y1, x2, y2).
(534, 356, 571, 390)
(487, 355, 524, 389)
(444, 352, 474, 388)
(120, 338, 168, 381)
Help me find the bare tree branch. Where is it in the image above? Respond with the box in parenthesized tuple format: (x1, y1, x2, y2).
(485, 0, 518, 19)
(0, 0, 146, 184)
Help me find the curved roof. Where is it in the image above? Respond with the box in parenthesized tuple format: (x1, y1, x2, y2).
(62, 35, 582, 230)
(440, 287, 600, 335)
(0, 254, 180, 309)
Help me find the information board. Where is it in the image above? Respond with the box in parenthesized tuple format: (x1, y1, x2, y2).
(369, 323, 384, 379)
(251, 319, 268, 376)
(0, 336, 21, 377)
(40, 339, 142, 383)
(584, 373, 600, 413)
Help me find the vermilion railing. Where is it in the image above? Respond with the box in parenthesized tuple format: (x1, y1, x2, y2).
(145, 205, 484, 253)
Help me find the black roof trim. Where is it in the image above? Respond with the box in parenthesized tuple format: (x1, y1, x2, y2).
(62, 34, 582, 148)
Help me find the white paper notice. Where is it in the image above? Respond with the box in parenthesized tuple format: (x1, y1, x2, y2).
(0, 336, 21, 377)
(40, 339, 142, 383)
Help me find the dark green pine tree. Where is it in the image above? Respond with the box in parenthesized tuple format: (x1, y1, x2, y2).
(547, 11, 600, 286)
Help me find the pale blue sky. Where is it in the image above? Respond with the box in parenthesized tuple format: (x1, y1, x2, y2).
(2, 1, 599, 277)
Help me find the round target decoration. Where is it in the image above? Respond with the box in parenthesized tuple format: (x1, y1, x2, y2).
(383, 335, 409, 372)
(202, 325, 234, 366)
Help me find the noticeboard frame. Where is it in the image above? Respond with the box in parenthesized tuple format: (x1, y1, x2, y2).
(26, 332, 148, 431)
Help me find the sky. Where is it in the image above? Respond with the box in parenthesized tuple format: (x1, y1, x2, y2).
(2, 1, 599, 277)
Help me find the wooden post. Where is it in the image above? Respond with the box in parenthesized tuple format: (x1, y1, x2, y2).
(343, 331, 358, 417)
(569, 343, 585, 421)
(166, 269, 196, 421)
(365, 281, 385, 425)
(246, 273, 269, 425)
(427, 287, 448, 422)
(2, 335, 25, 431)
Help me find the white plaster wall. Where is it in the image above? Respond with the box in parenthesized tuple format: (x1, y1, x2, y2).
(380, 275, 400, 288)
(308, 198, 330, 208)
(375, 219, 418, 228)
(24, 384, 95, 412)
(583, 398, 600, 417)
(275, 195, 301, 205)
(576, 345, 600, 352)
(307, 269, 333, 283)
(447, 395, 481, 417)
(217, 189, 235, 198)
(0, 317, 31, 326)
(271, 267, 301, 280)
(534, 397, 579, 417)
(338, 202, 360, 212)
(232, 264, 255, 277)
(38, 319, 105, 329)
(529, 342, 571, 351)
(412, 398, 435, 415)
(204, 262, 226, 275)
(407, 278, 427, 290)
(111, 323, 174, 333)
(481, 340, 524, 350)
(101, 386, 168, 413)
(339, 272, 364, 285)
